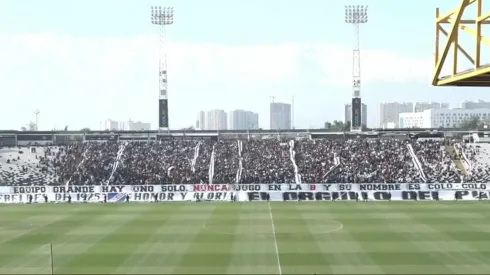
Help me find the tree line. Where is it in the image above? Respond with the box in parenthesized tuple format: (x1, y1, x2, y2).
(323, 120, 368, 131)
(321, 117, 490, 131)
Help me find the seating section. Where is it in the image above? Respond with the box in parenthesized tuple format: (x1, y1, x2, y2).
(214, 140, 240, 184)
(294, 139, 339, 183)
(0, 147, 60, 186)
(0, 139, 471, 186)
(320, 140, 424, 183)
(411, 140, 461, 183)
(458, 143, 490, 183)
(240, 140, 295, 184)
(116, 141, 200, 185)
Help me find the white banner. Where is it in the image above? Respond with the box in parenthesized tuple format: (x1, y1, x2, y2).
(2, 183, 490, 195)
(256, 190, 490, 201)
(0, 192, 235, 204)
(1, 190, 489, 204)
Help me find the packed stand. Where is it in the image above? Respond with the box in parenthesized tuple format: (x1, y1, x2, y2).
(0, 146, 62, 186)
(411, 140, 462, 183)
(115, 140, 211, 185)
(239, 140, 295, 184)
(68, 142, 123, 185)
(456, 143, 490, 182)
(297, 139, 424, 183)
(294, 139, 340, 183)
(0, 138, 477, 186)
(213, 140, 240, 184)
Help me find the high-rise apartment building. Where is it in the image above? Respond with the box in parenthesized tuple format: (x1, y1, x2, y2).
(458, 100, 490, 109)
(119, 120, 151, 131)
(196, 111, 206, 130)
(205, 109, 227, 130)
(344, 103, 367, 127)
(102, 119, 151, 131)
(377, 101, 449, 128)
(228, 110, 259, 130)
(399, 108, 490, 129)
(413, 101, 449, 112)
(103, 119, 119, 131)
(377, 102, 413, 128)
(270, 102, 291, 130)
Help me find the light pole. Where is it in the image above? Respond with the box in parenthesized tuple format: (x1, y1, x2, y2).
(345, 5, 368, 132)
(33, 109, 40, 131)
(151, 6, 174, 131)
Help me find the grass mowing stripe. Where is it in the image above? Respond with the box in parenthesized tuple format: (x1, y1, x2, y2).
(0, 206, 92, 245)
(268, 202, 282, 275)
(3, 202, 490, 274)
(309, 203, 384, 273)
(342, 203, 404, 273)
(418, 209, 489, 272)
(398, 209, 476, 270)
(373, 204, 456, 274)
(55, 204, 162, 272)
(172, 203, 238, 274)
(1, 206, 116, 273)
(225, 203, 278, 274)
(0, 205, 114, 269)
(115, 210, 184, 273)
(344, 202, 402, 274)
(21, 211, 133, 271)
(48, 205, 147, 273)
(272, 203, 334, 274)
(0, 215, 64, 245)
(116, 204, 216, 274)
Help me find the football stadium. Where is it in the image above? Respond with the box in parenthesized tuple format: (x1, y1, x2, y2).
(2, 0, 490, 274)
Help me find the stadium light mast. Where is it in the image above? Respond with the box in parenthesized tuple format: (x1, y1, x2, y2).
(345, 5, 368, 132)
(151, 6, 174, 131)
(33, 109, 40, 131)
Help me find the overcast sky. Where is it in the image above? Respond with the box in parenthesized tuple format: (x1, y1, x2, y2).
(0, 0, 489, 130)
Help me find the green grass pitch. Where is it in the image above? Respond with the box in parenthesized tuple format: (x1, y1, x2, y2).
(1, 201, 490, 274)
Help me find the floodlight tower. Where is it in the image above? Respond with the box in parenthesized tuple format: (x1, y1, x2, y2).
(345, 5, 368, 132)
(33, 109, 40, 131)
(151, 6, 174, 130)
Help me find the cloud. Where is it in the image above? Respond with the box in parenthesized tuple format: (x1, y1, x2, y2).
(313, 45, 432, 86)
(0, 32, 431, 130)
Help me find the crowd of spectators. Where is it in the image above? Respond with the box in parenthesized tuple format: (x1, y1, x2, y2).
(455, 143, 490, 183)
(214, 140, 240, 184)
(411, 140, 462, 183)
(241, 140, 295, 184)
(318, 139, 425, 183)
(0, 138, 472, 186)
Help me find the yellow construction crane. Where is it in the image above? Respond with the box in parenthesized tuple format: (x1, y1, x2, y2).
(433, 0, 490, 87)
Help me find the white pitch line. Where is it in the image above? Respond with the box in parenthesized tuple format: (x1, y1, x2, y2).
(267, 202, 282, 275)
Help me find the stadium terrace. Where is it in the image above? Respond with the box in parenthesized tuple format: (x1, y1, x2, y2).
(1, 129, 490, 188)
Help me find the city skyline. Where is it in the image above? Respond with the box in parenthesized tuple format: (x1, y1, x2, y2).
(0, 0, 489, 131)
(16, 98, 490, 131)
(101, 119, 151, 131)
(196, 109, 259, 130)
(377, 100, 490, 129)
(399, 108, 490, 129)
(377, 101, 451, 128)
